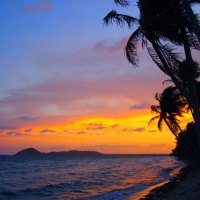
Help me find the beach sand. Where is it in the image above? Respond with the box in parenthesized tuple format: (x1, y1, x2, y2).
(127, 165, 200, 200)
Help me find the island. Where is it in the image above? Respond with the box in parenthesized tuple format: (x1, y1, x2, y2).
(15, 148, 104, 156)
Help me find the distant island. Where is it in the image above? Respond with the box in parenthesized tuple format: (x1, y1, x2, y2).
(15, 148, 104, 156)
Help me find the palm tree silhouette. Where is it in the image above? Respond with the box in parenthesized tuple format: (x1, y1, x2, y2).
(149, 87, 186, 137)
(182, 0, 200, 42)
(114, 0, 200, 42)
(150, 86, 196, 156)
(172, 122, 198, 159)
(104, 0, 200, 155)
(104, 0, 199, 92)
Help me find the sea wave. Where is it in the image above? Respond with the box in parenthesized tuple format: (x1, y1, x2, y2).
(0, 155, 185, 200)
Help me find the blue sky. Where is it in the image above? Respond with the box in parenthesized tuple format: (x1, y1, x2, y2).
(0, 0, 138, 94)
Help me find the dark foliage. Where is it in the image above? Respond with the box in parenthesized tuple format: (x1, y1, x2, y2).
(149, 86, 187, 135)
(172, 122, 198, 160)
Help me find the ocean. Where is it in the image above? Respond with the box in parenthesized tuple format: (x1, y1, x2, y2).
(0, 155, 185, 200)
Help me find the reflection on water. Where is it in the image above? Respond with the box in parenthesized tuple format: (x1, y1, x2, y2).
(0, 155, 185, 200)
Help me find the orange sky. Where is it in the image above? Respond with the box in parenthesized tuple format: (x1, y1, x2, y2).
(0, 107, 193, 154)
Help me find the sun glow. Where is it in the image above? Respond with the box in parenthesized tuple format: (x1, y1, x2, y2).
(1, 111, 182, 154)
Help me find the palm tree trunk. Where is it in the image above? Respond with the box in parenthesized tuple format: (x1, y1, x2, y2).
(180, 27, 193, 62)
(182, 0, 200, 42)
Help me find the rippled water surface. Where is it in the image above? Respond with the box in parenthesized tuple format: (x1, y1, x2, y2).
(0, 155, 185, 200)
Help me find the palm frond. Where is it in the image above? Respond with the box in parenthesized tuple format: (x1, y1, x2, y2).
(150, 105, 161, 113)
(104, 10, 138, 28)
(114, 0, 130, 6)
(141, 37, 148, 48)
(125, 27, 142, 66)
(166, 117, 180, 133)
(160, 43, 180, 59)
(148, 116, 159, 127)
(159, 43, 181, 73)
(187, 33, 200, 50)
(152, 42, 181, 79)
(191, 0, 200, 4)
(158, 117, 164, 131)
(162, 79, 173, 85)
(178, 60, 200, 82)
(147, 47, 170, 75)
(155, 92, 161, 101)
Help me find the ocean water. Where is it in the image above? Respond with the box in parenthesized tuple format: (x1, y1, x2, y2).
(0, 155, 185, 200)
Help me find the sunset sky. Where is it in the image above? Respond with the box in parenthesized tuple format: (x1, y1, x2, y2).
(0, 0, 197, 154)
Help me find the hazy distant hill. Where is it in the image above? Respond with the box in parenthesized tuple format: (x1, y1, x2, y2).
(15, 148, 103, 156)
(15, 148, 42, 156)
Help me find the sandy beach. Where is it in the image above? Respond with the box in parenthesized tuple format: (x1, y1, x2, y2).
(127, 164, 200, 200)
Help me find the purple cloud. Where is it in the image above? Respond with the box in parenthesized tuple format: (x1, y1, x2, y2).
(0, 126, 16, 131)
(40, 129, 55, 133)
(24, 129, 32, 133)
(24, 0, 54, 13)
(122, 127, 145, 132)
(6, 131, 31, 136)
(93, 36, 128, 54)
(17, 116, 39, 121)
(129, 101, 150, 110)
(86, 123, 106, 130)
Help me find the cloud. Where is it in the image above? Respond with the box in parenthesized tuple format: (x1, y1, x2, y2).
(86, 126, 106, 130)
(93, 36, 128, 55)
(86, 123, 106, 130)
(89, 133, 104, 136)
(129, 101, 150, 110)
(17, 116, 40, 121)
(24, 0, 54, 13)
(24, 128, 32, 133)
(0, 37, 166, 129)
(40, 129, 55, 133)
(122, 127, 145, 132)
(63, 130, 86, 135)
(6, 131, 31, 136)
(148, 130, 157, 133)
(69, 131, 86, 135)
(111, 124, 119, 128)
(0, 126, 16, 131)
(133, 128, 145, 132)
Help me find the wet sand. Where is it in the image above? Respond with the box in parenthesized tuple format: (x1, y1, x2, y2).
(126, 165, 200, 200)
(125, 180, 170, 200)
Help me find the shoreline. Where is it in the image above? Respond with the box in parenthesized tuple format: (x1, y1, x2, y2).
(126, 164, 190, 200)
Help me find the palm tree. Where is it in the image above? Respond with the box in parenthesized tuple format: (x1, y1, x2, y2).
(149, 86, 196, 156)
(113, 0, 200, 42)
(149, 87, 186, 137)
(104, 0, 200, 155)
(182, 0, 200, 42)
(104, 0, 200, 91)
